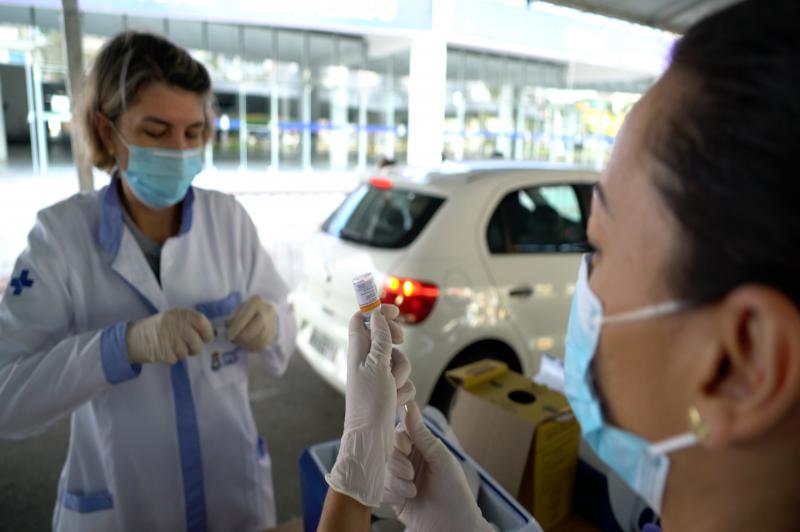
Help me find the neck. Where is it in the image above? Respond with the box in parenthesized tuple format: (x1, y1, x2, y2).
(661, 443, 799, 532)
(117, 181, 181, 245)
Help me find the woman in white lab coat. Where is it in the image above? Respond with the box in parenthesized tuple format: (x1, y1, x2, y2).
(0, 31, 296, 531)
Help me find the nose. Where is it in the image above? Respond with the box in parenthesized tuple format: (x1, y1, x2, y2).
(171, 130, 190, 150)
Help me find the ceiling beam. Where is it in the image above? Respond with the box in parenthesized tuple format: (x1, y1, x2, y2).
(528, 0, 685, 33)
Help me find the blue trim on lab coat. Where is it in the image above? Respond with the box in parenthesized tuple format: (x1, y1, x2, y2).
(195, 292, 242, 319)
(96, 177, 195, 256)
(100, 322, 142, 384)
(171, 361, 207, 532)
(96, 176, 207, 530)
(61, 490, 114, 513)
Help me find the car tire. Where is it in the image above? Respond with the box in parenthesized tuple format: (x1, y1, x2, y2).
(427, 345, 521, 418)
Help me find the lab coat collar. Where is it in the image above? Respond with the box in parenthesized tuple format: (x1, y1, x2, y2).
(96, 175, 196, 257)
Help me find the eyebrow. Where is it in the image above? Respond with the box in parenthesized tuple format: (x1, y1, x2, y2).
(141, 116, 205, 129)
(593, 183, 611, 215)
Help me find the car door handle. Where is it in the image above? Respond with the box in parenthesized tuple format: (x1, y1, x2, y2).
(509, 285, 534, 298)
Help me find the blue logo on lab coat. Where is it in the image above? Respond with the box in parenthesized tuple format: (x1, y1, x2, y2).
(10, 270, 34, 296)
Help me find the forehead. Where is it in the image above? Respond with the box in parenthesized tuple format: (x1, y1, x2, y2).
(589, 74, 683, 301)
(601, 75, 678, 215)
(125, 82, 205, 124)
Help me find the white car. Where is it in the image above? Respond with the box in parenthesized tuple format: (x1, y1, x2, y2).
(293, 161, 598, 412)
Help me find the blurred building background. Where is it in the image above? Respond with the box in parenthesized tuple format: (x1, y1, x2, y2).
(0, 0, 674, 288)
(0, 0, 673, 175)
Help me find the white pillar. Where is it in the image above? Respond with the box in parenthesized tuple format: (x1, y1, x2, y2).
(406, 36, 447, 167)
(514, 90, 525, 160)
(384, 91, 395, 160)
(61, 0, 92, 189)
(357, 88, 368, 171)
(330, 85, 349, 170)
(270, 81, 279, 171)
(301, 83, 311, 170)
(32, 64, 48, 175)
(0, 76, 7, 163)
(238, 87, 247, 170)
(496, 84, 514, 158)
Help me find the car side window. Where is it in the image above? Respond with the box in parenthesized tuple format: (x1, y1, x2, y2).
(486, 184, 588, 254)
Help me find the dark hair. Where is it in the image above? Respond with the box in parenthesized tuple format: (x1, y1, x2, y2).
(651, 0, 800, 307)
(80, 31, 214, 171)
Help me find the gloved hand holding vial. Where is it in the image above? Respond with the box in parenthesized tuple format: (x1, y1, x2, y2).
(323, 274, 415, 509)
(353, 273, 410, 431)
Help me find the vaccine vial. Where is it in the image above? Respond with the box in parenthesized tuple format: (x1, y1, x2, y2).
(353, 273, 382, 322)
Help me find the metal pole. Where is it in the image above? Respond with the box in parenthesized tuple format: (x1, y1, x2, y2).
(24, 58, 39, 175)
(61, 0, 93, 190)
(270, 31, 280, 171)
(237, 26, 247, 170)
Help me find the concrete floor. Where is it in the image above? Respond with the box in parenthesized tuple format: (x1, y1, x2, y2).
(0, 351, 345, 531)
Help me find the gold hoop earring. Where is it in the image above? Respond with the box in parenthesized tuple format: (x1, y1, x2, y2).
(689, 405, 710, 442)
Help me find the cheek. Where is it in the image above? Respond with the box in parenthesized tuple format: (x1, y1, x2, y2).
(594, 324, 676, 438)
(114, 142, 130, 171)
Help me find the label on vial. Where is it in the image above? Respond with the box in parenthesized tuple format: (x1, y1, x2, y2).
(353, 273, 381, 314)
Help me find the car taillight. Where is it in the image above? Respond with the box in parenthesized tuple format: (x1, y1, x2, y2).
(381, 275, 439, 324)
(369, 177, 393, 189)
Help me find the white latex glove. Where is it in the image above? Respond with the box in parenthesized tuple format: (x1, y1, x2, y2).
(126, 308, 214, 365)
(383, 402, 493, 532)
(225, 295, 277, 352)
(326, 305, 414, 508)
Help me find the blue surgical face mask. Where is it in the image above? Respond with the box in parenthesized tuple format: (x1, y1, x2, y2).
(113, 126, 204, 209)
(564, 254, 698, 515)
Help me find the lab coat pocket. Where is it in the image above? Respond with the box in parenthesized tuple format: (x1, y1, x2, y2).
(55, 490, 117, 532)
(196, 293, 247, 389)
(201, 337, 247, 389)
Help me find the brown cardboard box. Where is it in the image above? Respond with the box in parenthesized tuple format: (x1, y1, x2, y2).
(447, 360, 581, 530)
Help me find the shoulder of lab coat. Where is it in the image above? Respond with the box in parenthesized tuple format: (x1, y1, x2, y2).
(0, 190, 140, 439)
(198, 189, 297, 376)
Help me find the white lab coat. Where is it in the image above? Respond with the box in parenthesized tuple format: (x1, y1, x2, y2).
(0, 179, 297, 532)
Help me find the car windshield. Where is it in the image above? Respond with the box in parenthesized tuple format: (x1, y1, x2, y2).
(322, 184, 445, 249)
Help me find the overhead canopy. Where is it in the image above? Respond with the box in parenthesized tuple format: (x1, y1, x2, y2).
(539, 0, 741, 33)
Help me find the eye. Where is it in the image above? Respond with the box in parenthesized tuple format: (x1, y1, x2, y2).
(144, 129, 166, 139)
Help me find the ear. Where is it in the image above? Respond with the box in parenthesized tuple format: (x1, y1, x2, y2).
(695, 285, 800, 448)
(95, 113, 116, 156)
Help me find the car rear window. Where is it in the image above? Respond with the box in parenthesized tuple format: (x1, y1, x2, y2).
(322, 184, 445, 249)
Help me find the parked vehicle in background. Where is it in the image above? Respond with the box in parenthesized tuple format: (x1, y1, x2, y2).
(293, 161, 598, 413)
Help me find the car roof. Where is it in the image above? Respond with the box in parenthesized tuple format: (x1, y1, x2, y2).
(367, 160, 600, 196)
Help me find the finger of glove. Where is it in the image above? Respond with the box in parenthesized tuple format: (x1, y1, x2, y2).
(347, 312, 370, 369)
(381, 489, 409, 509)
(387, 448, 416, 482)
(379, 305, 404, 344)
(397, 380, 416, 406)
(225, 297, 260, 340)
(232, 314, 266, 350)
(406, 402, 440, 458)
(185, 329, 205, 355)
(393, 430, 413, 456)
(386, 319, 404, 345)
(158, 342, 178, 364)
(390, 348, 412, 388)
(190, 314, 213, 343)
(172, 337, 190, 361)
(384, 478, 417, 506)
(366, 311, 392, 369)
(380, 303, 400, 321)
